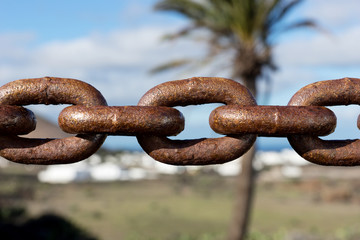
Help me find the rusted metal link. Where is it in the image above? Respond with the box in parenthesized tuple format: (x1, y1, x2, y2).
(0, 134, 106, 165)
(0, 77, 107, 164)
(136, 77, 257, 165)
(288, 77, 360, 166)
(0, 75, 359, 167)
(59, 105, 184, 136)
(0, 105, 36, 135)
(210, 105, 336, 136)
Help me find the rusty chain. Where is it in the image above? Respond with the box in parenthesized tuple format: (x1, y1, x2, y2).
(0, 76, 359, 166)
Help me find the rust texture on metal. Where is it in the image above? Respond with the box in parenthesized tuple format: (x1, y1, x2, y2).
(210, 105, 336, 136)
(0, 76, 359, 166)
(0, 77, 107, 164)
(288, 77, 360, 166)
(0, 134, 106, 165)
(59, 105, 185, 136)
(136, 77, 257, 165)
(0, 105, 36, 135)
(0, 76, 106, 106)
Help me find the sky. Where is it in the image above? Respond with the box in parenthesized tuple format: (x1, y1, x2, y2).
(0, 0, 360, 151)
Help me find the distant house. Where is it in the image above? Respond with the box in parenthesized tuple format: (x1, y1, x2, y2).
(38, 161, 90, 184)
(37, 154, 157, 183)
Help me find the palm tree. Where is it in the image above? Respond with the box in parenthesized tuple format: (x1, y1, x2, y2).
(154, 0, 317, 239)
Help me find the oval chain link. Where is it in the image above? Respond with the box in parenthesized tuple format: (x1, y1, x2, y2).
(0, 105, 36, 135)
(210, 105, 336, 136)
(288, 78, 360, 166)
(136, 77, 257, 165)
(0, 77, 107, 164)
(59, 105, 184, 136)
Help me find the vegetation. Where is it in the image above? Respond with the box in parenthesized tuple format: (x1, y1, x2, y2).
(0, 170, 97, 240)
(1, 167, 360, 240)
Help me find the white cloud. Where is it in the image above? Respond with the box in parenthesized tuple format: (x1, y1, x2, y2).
(275, 26, 360, 67)
(0, 32, 34, 64)
(269, 1, 360, 100)
(303, 0, 360, 29)
(34, 28, 168, 68)
(0, 25, 206, 104)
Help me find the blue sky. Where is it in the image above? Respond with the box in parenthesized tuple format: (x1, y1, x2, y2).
(1, 0, 360, 151)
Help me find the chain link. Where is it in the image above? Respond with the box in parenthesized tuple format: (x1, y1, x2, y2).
(0, 76, 359, 166)
(59, 105, 184, 136)
(0, 77, 107, 164)
(210, 105, 336, 136)
(0, 105, 36, 135)
(137, 77, 257, 165)
(287, 78, 360, 166)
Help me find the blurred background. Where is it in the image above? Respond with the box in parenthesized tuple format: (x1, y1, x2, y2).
(0, 0, 360, 239)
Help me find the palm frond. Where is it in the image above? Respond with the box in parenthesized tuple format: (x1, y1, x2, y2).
(281, 19, 319, 31)
(155, 0, 207, 23)
(268, 0, 303, 26)
(153, 0, 321, 81)
(149, 59, 192, 74)
(161, 25, 198, 41)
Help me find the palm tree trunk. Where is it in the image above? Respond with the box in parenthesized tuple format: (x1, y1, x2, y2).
(227, 77, 257, 240)
(228, 145, 256, 240)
